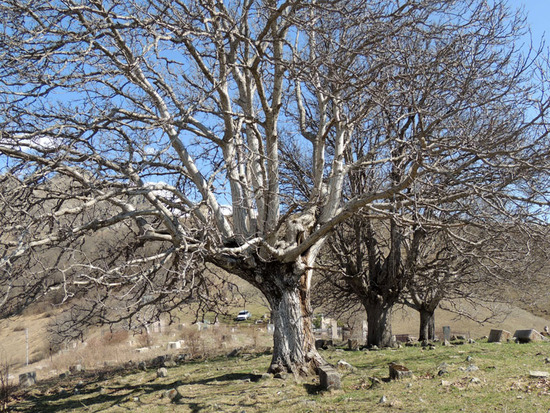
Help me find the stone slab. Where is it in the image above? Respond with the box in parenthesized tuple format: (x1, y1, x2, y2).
(513, 329, 544, 343)
(389, 363, 413, 380)
(488, 329, 513, 343)
(319, 365, 341, 390)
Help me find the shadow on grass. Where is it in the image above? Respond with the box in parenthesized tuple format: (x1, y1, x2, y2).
(12, 368, 269, 412)
(303, 382, 323, 395)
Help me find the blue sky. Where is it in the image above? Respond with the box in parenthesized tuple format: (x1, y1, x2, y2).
(521, 0, 550, 45)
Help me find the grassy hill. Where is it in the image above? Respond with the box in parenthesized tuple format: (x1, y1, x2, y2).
(9, 339, 550, 412)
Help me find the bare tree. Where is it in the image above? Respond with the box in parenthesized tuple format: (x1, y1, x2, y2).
(0, 0, 549, 375)
(311, 0, 550, 346)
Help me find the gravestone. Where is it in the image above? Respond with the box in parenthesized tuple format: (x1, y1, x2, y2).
(513, 329, 544, 343)
(443, 326, 451, 342)
(318, 365, 341, 390)
(488, 329, 513, 343)
(389, 363, 413, 380)
(167, 341, 181, 350)
(331, 319, 339, 341)
(362, 320, 368, 343)
(19, 372, 36, 387)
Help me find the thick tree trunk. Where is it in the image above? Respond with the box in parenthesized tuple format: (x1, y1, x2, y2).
(257, 263, 324, 377)
(364, 300, 394, 348)
(268, 286, 322, 376)
(419, 307, 436, 342)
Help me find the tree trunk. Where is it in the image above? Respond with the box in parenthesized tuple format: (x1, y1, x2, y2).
(258, 263, 324, 377)
(364, 300, 394, 348)
(419, 307, 436, 342)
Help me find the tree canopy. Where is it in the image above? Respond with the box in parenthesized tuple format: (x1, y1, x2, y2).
(0, 0, 548, 375)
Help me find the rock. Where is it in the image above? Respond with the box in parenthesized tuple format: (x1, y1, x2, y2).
(438, 369, 448, 376)
(545, 358, 550, 364)
(138, 361, 147, 371)
(468, 339, 476, 344)
(379, 395, 388, 404)
(370, 377, 383, 388)
(157, 367, 168, 378)
(260, 373, 273, 381)
(529, 371, 549, 378)
(513, 329, 545, 343)
(19, 372, 36, 388)
(442, 340, 451, 346)
(466, 356, 473, 362)
(315, 339, 333, 350)
(465, 365, 479, 372)
(274, 373, 288, 380)
(152, 355, 168, 367)
(164, 360, 177, 368)
(165, 388, 182, 402)
(318, 365, 341, 390)
(337, 360, 355, 372)
(69, 364, 83, 374)
(176, 353, 191, 363)
(389, 363, 413, 380)
(470, 377, 481, 384)
(228, 348, 242, 358)
(59, 372, 68, 379)
(441, 380, 452, 387)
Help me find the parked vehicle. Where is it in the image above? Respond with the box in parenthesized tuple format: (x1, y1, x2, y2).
(235, 310, 251, 321)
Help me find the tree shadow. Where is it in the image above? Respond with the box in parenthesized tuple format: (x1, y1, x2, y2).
(12, 369, 269, 412)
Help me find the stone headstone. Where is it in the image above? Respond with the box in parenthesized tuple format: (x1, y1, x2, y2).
(331, 319, 339, 341)
(337, 360, 355, 372)
(165, 388, 182, 401)
(488, 329, 513, 343)
(443, 326, 451, 342)
(19, 372, 36, 387)
(320, 317, 331, 330)
(167, 341, 181, 350)
(513, 329, 544, 343)
(318, 365, 341, 390)
(267, 324, 275, 334)
(389, 363, 413, 380)
(362, 320, 368, 343)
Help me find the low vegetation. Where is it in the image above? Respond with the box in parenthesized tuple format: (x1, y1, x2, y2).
(9, 340, 550, 412)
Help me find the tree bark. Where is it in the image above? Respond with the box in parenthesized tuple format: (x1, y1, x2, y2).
(364, 300, 394, 348)
(419, 307, 436, 341)
(256, 263, 323, 377)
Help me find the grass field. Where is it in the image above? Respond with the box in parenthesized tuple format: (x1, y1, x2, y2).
(9, 339, 550, 412)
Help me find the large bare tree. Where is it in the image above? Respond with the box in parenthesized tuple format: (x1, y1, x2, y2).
(0, 0, 548, 375)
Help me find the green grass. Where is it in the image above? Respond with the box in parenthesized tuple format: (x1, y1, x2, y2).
(11, 341, 550, 412)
